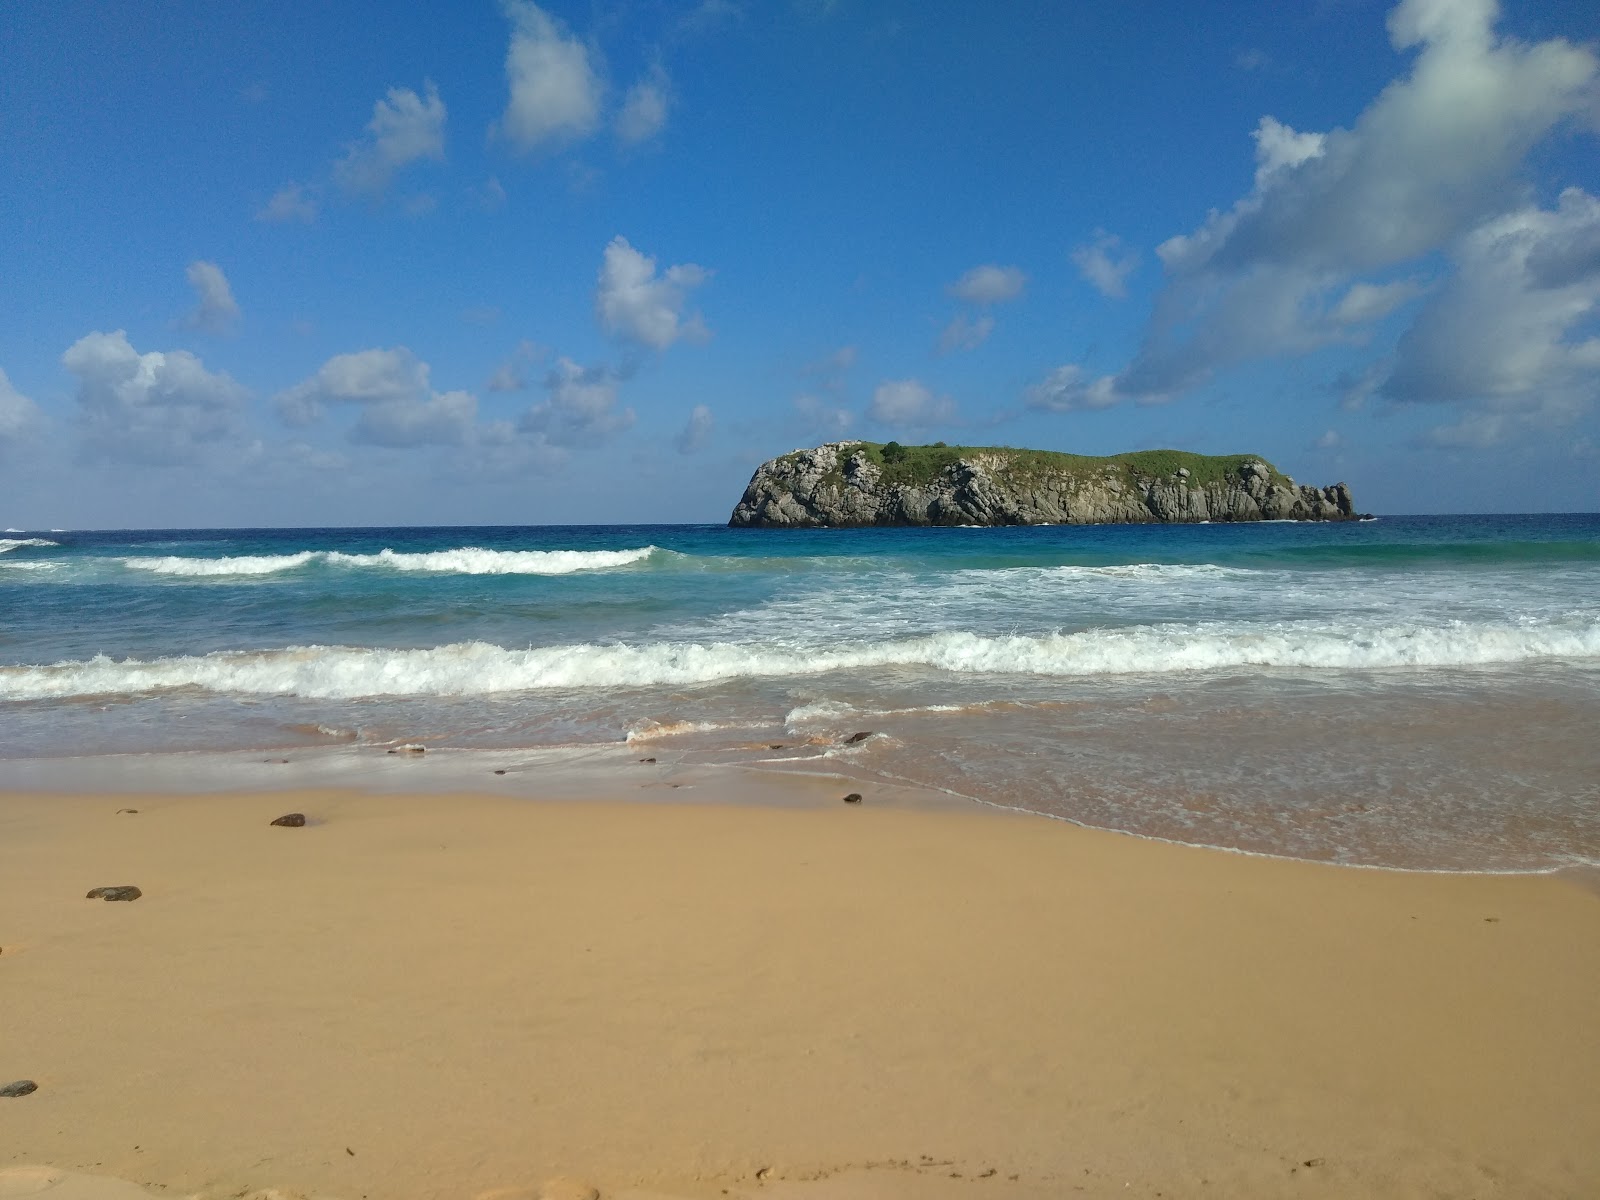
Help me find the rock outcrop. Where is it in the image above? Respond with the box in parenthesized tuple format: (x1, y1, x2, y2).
(729, 442, 1362, 527)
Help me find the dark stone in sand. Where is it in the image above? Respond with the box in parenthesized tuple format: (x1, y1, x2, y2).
(1302, 1158, 1325, 1168)
(387, 745, 425, 755)
(264, 758, 290, 764)
(843, 731, 874, 744)
(639, 757, 656, 764)
(769, 744, 785, 749)
(270, 813, 306, 827)
(842, 793, 863, 804)
(494, 769, 507, 775)
(86, 886, 141, 902)
(0, 1080, 38, 1098)
(116, 808, 139, 814)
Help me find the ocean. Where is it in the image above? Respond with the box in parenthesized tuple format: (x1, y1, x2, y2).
(2, 515, 1597, 873)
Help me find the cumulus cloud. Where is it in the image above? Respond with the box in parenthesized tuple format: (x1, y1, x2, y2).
(869, 379, 955, 427)
(595, 236, 711, 349)
(0, 367, 43, 442)
(1024, 365, 1119, 413)
(180, 260, 240, 333)
(1056, 0, 1598, 416)
(62, 330, 248, 464)
(1072, 231, 1140, 299)
(497, 1, 602, 153)
(1330, 279, 1427, 325)
(274, 347, 478, 447)
(335, 82, 447, 195)
(521, 358, 636, 447)
(1386, 187, 1600, 443)
(257, 182, 318, 224)
(674, 403, 713, 453)
(947, 264, 1026, 305)
(617, 66, 671, 144)
(795, 393, 854, 435)
(937, 313, 995, 354)
(486, 339, 545, 392)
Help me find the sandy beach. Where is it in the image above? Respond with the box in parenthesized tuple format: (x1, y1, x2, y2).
(2, 777, 1598, 1200)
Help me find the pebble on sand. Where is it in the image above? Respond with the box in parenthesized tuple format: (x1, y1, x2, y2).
(270, 813, 307, 827)
(388, 744, 426, 755)
(0, 1080, 39, 1098)
(85, 886, 142, 901)
(843, 731, 874, 744)
(843, 793, 863, 804)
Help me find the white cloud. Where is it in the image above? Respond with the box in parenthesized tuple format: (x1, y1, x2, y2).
(946, 264, 1026, 305)
(274, 347, 478, 447)
(595, 236, 711, 349)
(486, 339, 545, 392)
(617, 66, 671, 145)
(475, 175, 508, 212)
(795, 393, 854, 435)
(868, 379, 955, 427)
(1024, 365, 1120, 413)
(521, 358, 636, 447)
(497, 1, 602, 153)
(1330, 279, 1427, 325)
(0, 367, 43, 441)
(938, 313, 995, 353)
(1313, 429, 1343, 449)
(181, 260, 239, 333)
(1072, 231, 1139, 299)
(1101, 0, 1598, 406)
(62, 330, 248, 464)
(1385, 187, 1600, 440)
(257, 182, 318, 224)
(1250, 115, 1326, 188)
(335, 82, 447, 195)
(674, 403, 714, 454)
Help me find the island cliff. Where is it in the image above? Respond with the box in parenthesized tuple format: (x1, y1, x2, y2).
(729, 442, 1362, 527)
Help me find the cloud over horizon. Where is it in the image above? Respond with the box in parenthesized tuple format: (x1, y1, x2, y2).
(1037, 0, 1600, 442)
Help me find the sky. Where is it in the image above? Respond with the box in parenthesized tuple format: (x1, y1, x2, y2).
(1, 0, 1598, 527)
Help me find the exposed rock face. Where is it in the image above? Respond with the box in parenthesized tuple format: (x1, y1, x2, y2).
(729, 442, 1361, 528)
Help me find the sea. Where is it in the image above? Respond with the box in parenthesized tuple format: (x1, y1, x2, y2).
(2, 515, 1597, 874)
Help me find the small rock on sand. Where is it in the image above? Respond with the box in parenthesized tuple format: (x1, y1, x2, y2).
(639, 757, 656, 764)
(843, 792, 863, 804)
(269, 813, 306, 827)
(116, 807, 139, 814)
(843, 731, 874, 744)
(85, 886, 141, 902)
(0, 1080, 38, 1097)
(388, 744, 426, 755)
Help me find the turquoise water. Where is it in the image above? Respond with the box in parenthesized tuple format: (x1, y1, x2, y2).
(2, 515, 1598, 870)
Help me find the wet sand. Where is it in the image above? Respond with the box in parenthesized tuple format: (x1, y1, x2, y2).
(2, 779, 1598, 1199)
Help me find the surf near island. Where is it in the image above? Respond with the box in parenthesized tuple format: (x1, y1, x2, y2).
(3, 469, 1599, 1199)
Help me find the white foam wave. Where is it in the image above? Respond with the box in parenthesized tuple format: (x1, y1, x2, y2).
(124, 551, 319, 576)
(4, 617, 1598, 701)
(0, 538, 59, 553)
(120, 546, 659, 577)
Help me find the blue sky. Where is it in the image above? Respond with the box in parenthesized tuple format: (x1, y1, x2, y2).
(2, 0, 1597, 526)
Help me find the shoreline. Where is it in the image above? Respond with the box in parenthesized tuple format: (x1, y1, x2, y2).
(3, 746, 1596, 880)
(4, 776, 1599, 1199)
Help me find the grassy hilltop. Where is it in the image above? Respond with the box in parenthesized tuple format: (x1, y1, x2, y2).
(778, 441, 1292, 491)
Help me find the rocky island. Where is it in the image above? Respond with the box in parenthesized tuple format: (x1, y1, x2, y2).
(729, 441, 1363, 527)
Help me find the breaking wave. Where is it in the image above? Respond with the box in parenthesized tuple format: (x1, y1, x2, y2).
(4, 616, 1598, 701)
(119, 546, 661, 577)
(0, 538, 59, 553)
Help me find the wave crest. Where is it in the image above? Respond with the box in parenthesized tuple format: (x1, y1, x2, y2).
(0, 538, 59, 553)
(119, 546, 659, 577)
(4, 617, 1598, 701)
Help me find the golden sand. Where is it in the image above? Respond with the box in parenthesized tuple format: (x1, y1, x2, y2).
(2, 780, 1597, 1199)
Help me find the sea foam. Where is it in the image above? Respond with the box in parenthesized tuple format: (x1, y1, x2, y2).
(0, 538, 59, 553)
(3, 616, 1597, 701)
(120, 546, 660, 577)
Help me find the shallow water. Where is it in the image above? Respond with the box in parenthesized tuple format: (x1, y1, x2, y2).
(2, 515, 1597, 871)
